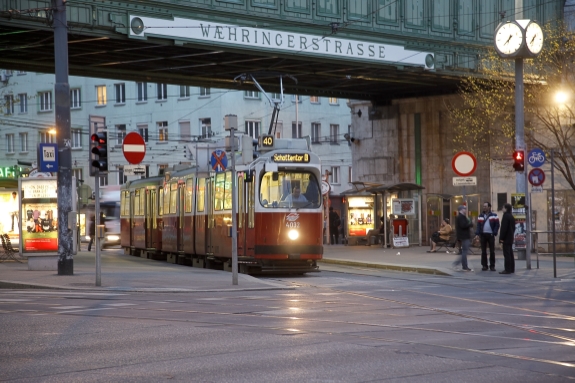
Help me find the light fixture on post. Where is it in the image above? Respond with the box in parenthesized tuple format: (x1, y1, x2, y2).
(344, 133, 359, 144)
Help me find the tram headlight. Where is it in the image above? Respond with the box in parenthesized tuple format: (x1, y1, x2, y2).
(106, 235, 120, 241)
(288, 230, 299, 240)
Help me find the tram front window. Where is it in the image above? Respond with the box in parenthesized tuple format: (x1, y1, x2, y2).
(260, 171, 321, 209)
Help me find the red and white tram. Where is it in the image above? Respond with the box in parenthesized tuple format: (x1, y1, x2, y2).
(120, 136, 323, 273)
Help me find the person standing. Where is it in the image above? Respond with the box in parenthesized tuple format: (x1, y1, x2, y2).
(329, 207, 340, 245)
(87, 215, 96, 252)
(453, 205, 473, 271)
(475, 202, 500, 271)
(498, 203, 516, 274)
(9, 192, 18, 232)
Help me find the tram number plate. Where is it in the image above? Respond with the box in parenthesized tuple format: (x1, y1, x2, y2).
(286, 221, 300, 228)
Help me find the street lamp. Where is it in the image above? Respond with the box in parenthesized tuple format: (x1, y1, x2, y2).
(555, 91, 569, 104)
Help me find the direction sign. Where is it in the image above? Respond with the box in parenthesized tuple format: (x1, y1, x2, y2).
(210, 150, 228, 172)
(122, 132, 146, 164)
(453, 176, 477, 186)
(528, 168, 545, 186)
(37, 143, 58, 173)
(528, 148, 545, 168)
(123, 164, 147, 176)
(451, 152, 477, 177)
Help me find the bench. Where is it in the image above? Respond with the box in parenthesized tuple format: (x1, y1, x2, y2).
(432, 233, 458, 253)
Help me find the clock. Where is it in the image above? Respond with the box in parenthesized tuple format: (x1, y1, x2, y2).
(494, 21, 524, 57)
(525, 21, 544, 55)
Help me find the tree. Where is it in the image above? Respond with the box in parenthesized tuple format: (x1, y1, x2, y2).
(449, 23, 575, 192)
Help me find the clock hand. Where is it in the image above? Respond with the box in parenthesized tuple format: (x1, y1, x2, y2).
(529, 35, 536, 44)
(504, 35, 512, 45)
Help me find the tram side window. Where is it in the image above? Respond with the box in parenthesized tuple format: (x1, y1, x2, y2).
(159, 189, 164, 216)
(139, 189, 145, 215)
(197, 178, 205, 212)
(170, 183, 178, 214)
(185, 178, 193, 213)
(214, 172, 225, 211)
(260, 171, 320, 208)
(134, 190, 141, 216)
(163, 186, 170, 215)
(224, 171, 232, 210)
(121, 191, 130, 216)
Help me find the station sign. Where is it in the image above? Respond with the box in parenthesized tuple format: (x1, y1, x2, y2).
(453, 176, 477, 186)
(272, 153, 310, 163)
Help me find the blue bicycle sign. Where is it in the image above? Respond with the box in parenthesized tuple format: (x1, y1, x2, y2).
(528, 148, 545, 168)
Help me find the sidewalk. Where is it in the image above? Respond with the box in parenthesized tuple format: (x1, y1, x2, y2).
(0, 245, 574, 292)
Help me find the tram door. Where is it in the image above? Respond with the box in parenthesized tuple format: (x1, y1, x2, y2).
(206, 177, 214, 255)
(145, 189, 156, 249)
(178, 183, 185, 252)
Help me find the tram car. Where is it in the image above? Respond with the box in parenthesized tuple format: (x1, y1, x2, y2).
(120, 135, 323, 274)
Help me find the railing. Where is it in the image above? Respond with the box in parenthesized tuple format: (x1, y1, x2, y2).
(530, 230, 575, 275)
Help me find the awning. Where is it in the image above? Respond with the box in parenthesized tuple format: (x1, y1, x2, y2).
(367, 182, 425, 194)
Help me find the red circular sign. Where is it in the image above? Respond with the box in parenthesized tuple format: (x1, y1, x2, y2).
(122, 132, 146, 164)
(451, 152, 477, 177)
(528, 168, 545, 186)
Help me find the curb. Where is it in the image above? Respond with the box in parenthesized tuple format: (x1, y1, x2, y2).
(319, 259, 452, 276)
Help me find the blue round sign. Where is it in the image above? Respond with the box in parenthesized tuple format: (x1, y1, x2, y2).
(210, 150, 228, 172)
(528, 148, 545, 168)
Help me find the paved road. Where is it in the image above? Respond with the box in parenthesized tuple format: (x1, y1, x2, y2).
(1, 265, 575, 382)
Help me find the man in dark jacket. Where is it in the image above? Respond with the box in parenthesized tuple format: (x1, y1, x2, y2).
(475, 202, 500, 271)
(329, 207, 340, 245)
(453, 205, 473, 271)
(498, 203, 516, 274)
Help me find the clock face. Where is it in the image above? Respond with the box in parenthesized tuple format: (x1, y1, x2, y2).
(495, 22, 524, 56)
(525, 22, 544, 55)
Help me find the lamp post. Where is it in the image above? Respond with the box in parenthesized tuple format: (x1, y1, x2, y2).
(225, 114, 239, 285)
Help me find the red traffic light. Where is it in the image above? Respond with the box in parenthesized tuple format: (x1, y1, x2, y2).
(513, 150, 525, 171)
(91, 132, 107, 145)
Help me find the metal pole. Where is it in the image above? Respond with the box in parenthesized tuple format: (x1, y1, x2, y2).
(95, 171, 101, 286)
(515, 57, 527, 262)
(524, 151, 531, 269)
(551, 149, 557, 278)
(230, 127, 238, 285)
(54, 0, 74, 275)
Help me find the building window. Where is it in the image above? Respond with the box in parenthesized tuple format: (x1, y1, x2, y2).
(328, 97, 338, 105)
(73, 168, 83, 182)
(138, 125, 149, 143)
(309, 96, 320, 104)
(245, 121, 260, 140)
(270, 92, 281, 102)
(40, 131, 56, 144)
(311, 123, 321, 143)
(179, 121, 191, 142)
(114, 83, 126, 104)
(348, 166, 353, 183)
(199, 87, 210, 97)
(19, 132, 28, 152)
(330, 124, 339, 143)
(116, 124, 126, 145)
(4, 95, 14, 115)
(39, 91, 52, 111)
(200, 118, 212, 139)
(18, 93, 27, 113)
(157, 83, 167, 101)
(118, 167, 127, 185)
(96, 85, 106, 106)
(6, 134, 14, 153)
(330, 166, 340, 184)
(179, 85, 190, 99)
(69, 88, 81, 109)
(292, 122, 302, 138)
(99, 174, 109, 187)
(158, 121, 168, 142)
(244, 90, 259, 99)
(497, 193, 507, 211)
(136, 82, 147, 102)
(71, 129, 82, 148)
(16, 70, 26, 75)
(292, 95, 301, 103)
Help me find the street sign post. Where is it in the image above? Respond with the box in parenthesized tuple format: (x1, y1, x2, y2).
(451, 151, 477, 177)
(210, 150, 228, 172)
(452, 176, 477, 186)
(528, 168, 545, 186)
(528, 148, 546, 168)
(38, 143, 58, 173)
(124, 164, 147, 176)
(122, 132, 146, 164)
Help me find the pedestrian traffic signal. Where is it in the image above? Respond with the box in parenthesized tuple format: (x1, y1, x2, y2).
(91, 132, 108, 172)
(513, 150, 525, 172)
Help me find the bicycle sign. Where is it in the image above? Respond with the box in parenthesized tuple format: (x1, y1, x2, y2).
(528, 148, 545, 168)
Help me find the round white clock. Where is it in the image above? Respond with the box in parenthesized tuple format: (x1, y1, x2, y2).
(494, 21, 524, 57)
(525, 21, 544, 55)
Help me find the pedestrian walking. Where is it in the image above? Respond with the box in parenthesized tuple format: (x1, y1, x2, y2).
(475, 202, 500, 271)
(87, 215, 96, 252)
(329, 207, 341, 245)
(453, 205, 473, 271)
(498, 203, 516, 274)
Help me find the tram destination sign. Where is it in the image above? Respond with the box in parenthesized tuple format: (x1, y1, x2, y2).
(272, 153, 310, 163)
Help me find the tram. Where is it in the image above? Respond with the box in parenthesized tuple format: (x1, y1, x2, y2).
(120, 135, 323, 274)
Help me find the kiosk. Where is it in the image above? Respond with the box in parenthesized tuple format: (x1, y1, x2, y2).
(340, 182, 382, 245)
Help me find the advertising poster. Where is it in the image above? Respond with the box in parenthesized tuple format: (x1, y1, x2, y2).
(392, 199, 415, 215)
(0, 190, 20, 243)
(511, 193, 526, 249)
(20, 179, 58, 253)
(347, 196, 374, 236)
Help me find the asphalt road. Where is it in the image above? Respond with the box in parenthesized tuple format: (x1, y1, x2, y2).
(1, 264, 575, 382)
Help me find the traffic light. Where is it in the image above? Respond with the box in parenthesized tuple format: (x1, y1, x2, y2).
(91, 131, 108, 172)
(513, 150, 525, 172)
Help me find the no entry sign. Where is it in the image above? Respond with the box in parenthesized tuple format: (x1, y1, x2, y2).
(122, 132, 146, 164)
(451, 151, 477, 177)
